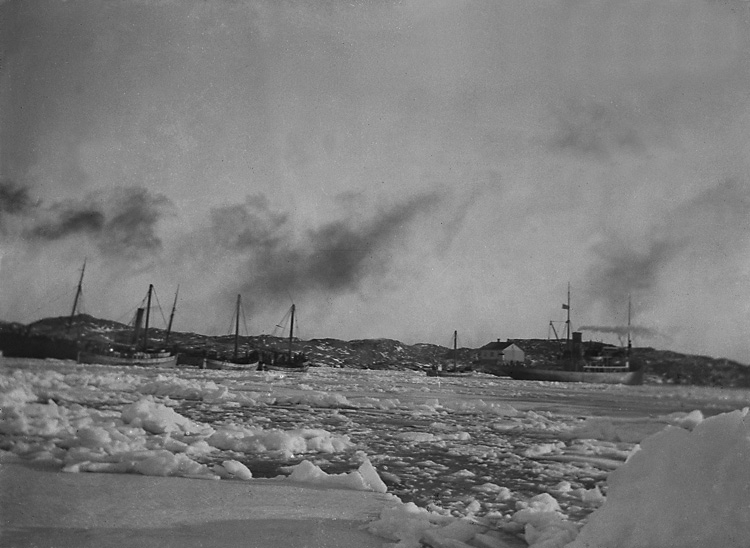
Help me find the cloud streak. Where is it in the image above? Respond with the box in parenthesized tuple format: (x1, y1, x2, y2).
(29, 208, 105, 241)
(581, 177, 750, 357)
(550, 97, 647, 158)
(0, 179, 33, 217)
(194, 191, 444, 312)
(3, 186, 174, 264)
(99, 188, 173, 260)
(252, 191, 442, 297)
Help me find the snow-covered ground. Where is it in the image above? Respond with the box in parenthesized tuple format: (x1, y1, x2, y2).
(2, 358, 750, 547)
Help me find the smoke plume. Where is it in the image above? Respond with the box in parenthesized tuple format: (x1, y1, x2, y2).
(99, 187, 172, 260)
(579, 324, 662, 340)
(0, 179, 33, 217)
(584, 178, 750, 343)
(12, 186, 173, 265)
(247, 192, 442, 302)
(29, 207, 105, 240)
(191, 191, 444, 314)
(550, 97, 648, 158)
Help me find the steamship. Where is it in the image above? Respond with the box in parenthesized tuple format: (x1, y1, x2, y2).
(507, 288, 644, 386)
(77, 284, 177, 368)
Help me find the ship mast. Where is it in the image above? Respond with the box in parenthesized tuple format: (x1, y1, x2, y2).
(288, 304, 295, 361)
(234, 294, 241, 361)
(165, 285, 179, 345)
(143, 284, 153, 351)
(564, 282, 571, 357)
(453, 330, 458, 371)
(626, 295, 632, 368)
(69, 259, 86, 325)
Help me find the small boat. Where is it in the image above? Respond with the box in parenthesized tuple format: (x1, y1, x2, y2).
(259, 304, 309, 373)
(507, 287, 643, 385)
(204, 294, 259, 370)
(427, 330, 472, 377)
(77, 284, 177, 368)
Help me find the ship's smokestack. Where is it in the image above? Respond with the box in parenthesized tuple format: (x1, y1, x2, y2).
(132, 308, 145, 346)
(572, 331, 583, 357)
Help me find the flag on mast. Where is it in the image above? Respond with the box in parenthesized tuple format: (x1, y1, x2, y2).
(562, 304, 569, 310)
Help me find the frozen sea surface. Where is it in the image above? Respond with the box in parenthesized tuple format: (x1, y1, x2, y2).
(3, 358, 749, 546)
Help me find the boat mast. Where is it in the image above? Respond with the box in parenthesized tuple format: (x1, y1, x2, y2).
(626, 295, 632, 368)
(165, 285, 179, 345)
(288, 304, 295, 361)
(143, 284, 153, 351)
(69, 259, 86, 325)
(565, 282, 571, 356)
(453, 330, 458, 371)
(234, 294, 241, 361)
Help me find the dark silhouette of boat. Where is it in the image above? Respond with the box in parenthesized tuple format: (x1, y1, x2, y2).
(258, 304, 309, 373)
(77, 284, 177, 368)
(507, 287, 644, 385)
(204, 294, 259, 370)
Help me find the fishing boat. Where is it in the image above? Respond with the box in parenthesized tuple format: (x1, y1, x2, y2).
(507, 287, 643, 385)
(427, 330, 472, 377)
(77, 284, 177, 368)
(258, 304, 309, 372)
(204, 294, 259, 370)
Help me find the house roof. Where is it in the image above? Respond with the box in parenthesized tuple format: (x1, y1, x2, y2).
(479, 341, 523, 351)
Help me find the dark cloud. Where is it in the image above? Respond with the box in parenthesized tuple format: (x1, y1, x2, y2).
(14, 186, 172, 263)
(0, 179, 33, 216)
(586, 237, 679, 315)
(99, 187, 172, 260)
(550, 97, 645, 157)
(201, 191, 443, 308)
(585, 178, 750, 322)
(252, 191, 441, 299)
(209, 195, 288, 252)
(28, 207, 105, 240)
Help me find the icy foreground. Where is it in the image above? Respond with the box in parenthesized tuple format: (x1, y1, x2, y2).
(2, 361, 750, 547)
(567, 408, 750, 548)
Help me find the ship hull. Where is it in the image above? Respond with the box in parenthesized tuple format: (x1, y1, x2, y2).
(204, 358, 258, 370)
(0, 333, 79, 360)
(508, 366, 644, 385)
(262, 364, 309, 373)
(77, 351, 177, 368)
(426, 370, 472, 377)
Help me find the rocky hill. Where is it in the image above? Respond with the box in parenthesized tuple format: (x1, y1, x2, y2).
(1, 315, 748, 387)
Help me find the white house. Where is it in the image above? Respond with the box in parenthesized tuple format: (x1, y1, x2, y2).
(477, 339, 525, 364)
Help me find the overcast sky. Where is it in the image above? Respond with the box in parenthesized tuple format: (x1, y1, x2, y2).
(1, 0, 749, 362)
